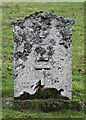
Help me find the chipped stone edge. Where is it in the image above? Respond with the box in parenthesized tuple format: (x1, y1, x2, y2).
(10, 11, 75, 26)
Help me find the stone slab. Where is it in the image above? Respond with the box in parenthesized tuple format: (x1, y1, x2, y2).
(11, 11, 75, 99)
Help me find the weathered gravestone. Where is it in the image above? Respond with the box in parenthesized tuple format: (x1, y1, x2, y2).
(11, 11, 75, 99)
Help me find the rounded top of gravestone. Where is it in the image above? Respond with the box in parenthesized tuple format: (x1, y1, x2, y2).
(10, 11, 75, 27)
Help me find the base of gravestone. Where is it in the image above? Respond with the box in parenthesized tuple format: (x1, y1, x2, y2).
(3, 97, 85, 112)
(14, 88, 69, 100)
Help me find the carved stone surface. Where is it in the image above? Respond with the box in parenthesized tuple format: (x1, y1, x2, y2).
(11, 11, 75, 99)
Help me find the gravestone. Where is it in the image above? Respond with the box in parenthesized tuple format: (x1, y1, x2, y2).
(11, 11, 75, 99)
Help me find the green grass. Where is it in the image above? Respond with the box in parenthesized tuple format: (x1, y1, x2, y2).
(3, 107, 84, 118)
(2, 2, 85, 118)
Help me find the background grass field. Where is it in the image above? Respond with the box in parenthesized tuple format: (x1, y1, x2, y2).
(2, 2, 85, 118)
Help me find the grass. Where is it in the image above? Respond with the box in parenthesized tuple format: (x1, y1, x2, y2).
(2, 107, 84, 118)
(2, 2, 85, 119)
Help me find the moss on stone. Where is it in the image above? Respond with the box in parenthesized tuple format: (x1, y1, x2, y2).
(14, 88, 64, 100)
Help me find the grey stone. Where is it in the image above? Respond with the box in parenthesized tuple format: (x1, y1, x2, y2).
(3, 97, 13, 107)
(70, 19, 75, 25)
(13, 33, 22, 43)
(3, 101, 13, 107)
(56, 16, 64, 22)
(64, 18, 70, 24)
(41, 11, 51, 18)
(3, 97, 13, 102)
(11, 11, 75, 99)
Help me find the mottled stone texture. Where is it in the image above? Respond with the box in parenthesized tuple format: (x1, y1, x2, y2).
(11, 11, 75, 99)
